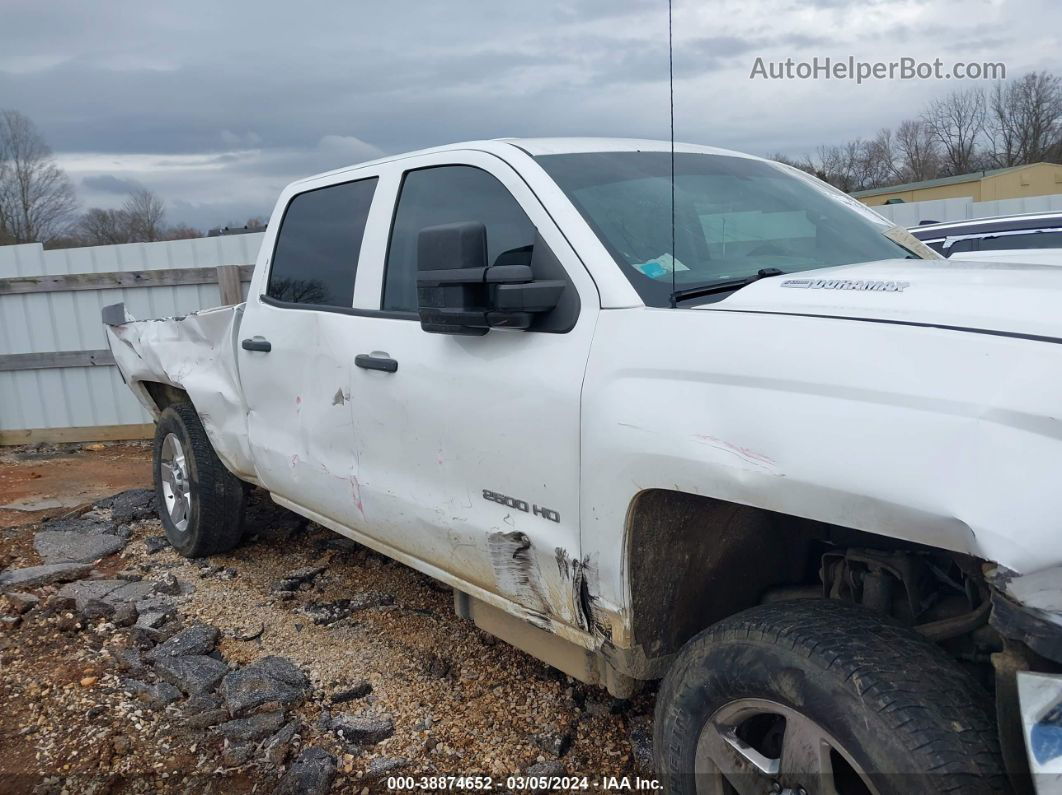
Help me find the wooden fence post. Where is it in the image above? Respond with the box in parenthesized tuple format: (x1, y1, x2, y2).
(215, 265, 244, 305)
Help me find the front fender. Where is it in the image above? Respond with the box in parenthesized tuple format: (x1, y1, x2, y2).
(581, 307, 1062, 624)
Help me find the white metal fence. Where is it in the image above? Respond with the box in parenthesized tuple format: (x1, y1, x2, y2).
(0, 233, 264, 444)
(873, 192, 1062, 227)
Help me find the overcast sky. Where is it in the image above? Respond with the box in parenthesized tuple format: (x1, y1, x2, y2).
(1, 0, 1058, 230)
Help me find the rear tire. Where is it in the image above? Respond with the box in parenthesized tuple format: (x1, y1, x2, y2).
(654, 599, 1007, 794)
(153, 402, 245, 558)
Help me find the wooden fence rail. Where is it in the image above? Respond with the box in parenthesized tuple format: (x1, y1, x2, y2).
(0, 264, 253, 296)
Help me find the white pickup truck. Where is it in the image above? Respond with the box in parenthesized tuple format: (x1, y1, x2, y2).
(103, 138, 1062, 794)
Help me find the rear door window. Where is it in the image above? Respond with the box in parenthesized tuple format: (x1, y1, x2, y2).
(267, 177, 378, 307)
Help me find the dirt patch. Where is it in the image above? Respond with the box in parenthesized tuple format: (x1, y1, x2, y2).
(0, 456, 656, 792)
(0, 443, 151, 529)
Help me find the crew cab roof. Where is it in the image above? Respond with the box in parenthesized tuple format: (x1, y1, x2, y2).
(291, 137, 762, 186)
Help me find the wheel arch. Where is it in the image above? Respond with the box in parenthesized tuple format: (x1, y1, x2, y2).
(621, 488, 984, 678)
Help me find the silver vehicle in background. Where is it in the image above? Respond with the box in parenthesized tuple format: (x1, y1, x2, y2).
(910, 212, 1062, 261)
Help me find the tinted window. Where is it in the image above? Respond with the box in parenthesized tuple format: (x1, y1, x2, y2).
(268, 178, 378, 307)
(945, 238, 978, 256)
(979, 230, 1062, 250)
(384, 166, 535, 312)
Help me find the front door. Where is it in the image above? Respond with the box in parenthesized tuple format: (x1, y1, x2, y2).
(345, 152, 599, 629)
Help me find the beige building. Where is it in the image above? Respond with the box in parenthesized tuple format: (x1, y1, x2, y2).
(853, 162, 1062, 206)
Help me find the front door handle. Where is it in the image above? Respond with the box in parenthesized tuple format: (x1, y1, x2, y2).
(355, 353, 398, 373)
(241, 337, 271, 352)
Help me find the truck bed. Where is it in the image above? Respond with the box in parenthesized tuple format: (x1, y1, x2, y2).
(102, 302, 256, 479)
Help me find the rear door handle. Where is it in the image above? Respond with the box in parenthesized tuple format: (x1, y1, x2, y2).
(355, 353, 398, 373)
(241, 337, 271, 352)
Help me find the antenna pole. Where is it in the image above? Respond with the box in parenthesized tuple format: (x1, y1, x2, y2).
(668, 0, 677, 308)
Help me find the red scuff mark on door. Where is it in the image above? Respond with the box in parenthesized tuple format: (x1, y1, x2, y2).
(350, 475, 365, 518)
(693, 434, 776, 468)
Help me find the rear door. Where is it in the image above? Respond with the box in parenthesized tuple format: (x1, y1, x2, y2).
(238, 174, 379, 524)
(340, 151, 600, 628)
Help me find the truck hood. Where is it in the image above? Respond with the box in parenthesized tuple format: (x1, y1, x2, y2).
(699, 258, 1062, 342)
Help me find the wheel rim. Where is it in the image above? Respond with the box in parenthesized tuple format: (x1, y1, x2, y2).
(159, 433, 192, 533)
(694, 698, 878, 795)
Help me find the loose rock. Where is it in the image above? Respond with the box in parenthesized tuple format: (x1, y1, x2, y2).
(155, 572, 182, 595)
(274, 747, 337, 795)
(217, 710, 286, 742)
(331, 680, 372, 703)
(153, 653, 228, 695)
(96, 488, 155, 524)
(144, 536, 170, 555)
(147, 623, 218, 661)
(112, 602, 138, 627)
(629, 716, 654, 773)
(220, 656, 310, 717)
(120, 678, 182, 708)
(330, 712, 395, 745)
(0, 562, 92, 590)
(526, 760, 566, 776)
(362, 756, 409, 780)
(222, 741, 255, 766)
(303, 592, 394, 625)
(5, 592, 39, 614)
(260, 720, 298, 766)
(533, 729, 574, 758)
(271, 566, 325, 593)
(33, 529, 126, 564)
(232, 621, 265, 641)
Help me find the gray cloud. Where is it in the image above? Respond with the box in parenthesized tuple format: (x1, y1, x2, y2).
(1, 0, 1057, 229)
(81, 174, 143, 195)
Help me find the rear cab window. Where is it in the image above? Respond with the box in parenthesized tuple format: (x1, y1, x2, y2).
(267, 177, 378, 308)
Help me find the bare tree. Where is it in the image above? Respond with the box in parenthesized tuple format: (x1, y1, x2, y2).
(895, 119, 941, 182)
(164, 224, 201, 240)
(768, 153, 817, 177)
(76, 188, 197, 246)
(809, 143, 857, 191)
(122, 188, 166, 242)
(922, 88, 987, 175)
(987, 71, 1062, 166)
(858, 129, 902, 188)
(78, 207, 133, 245)
(0, 110, 78, 244)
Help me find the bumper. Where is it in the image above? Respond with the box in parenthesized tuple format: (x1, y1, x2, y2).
(988, 566, 1062, 794)
(1018, 672, 1062, 793)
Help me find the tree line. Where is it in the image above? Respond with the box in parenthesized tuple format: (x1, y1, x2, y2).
(773, 70, 1062, 193)
(0, 109, 264, 249)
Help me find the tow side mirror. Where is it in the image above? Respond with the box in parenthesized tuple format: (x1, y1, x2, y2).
(416, 222, 565, 336)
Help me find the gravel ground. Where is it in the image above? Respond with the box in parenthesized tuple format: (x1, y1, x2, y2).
(0, 477, 656, 793)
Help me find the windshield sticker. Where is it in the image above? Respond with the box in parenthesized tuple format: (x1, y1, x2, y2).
(633, 253, 690, 279)
(782, 278, 910, 292)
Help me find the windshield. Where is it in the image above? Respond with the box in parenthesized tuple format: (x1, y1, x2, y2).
(536, 151, 926, 306)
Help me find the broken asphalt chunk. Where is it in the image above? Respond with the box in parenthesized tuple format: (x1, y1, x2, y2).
(0, 563, 93, 591)
(153, 653, 228, 695)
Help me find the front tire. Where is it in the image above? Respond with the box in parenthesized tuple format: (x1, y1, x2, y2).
(654, 599, 1007, 794)
(153, 402, 245, 557)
